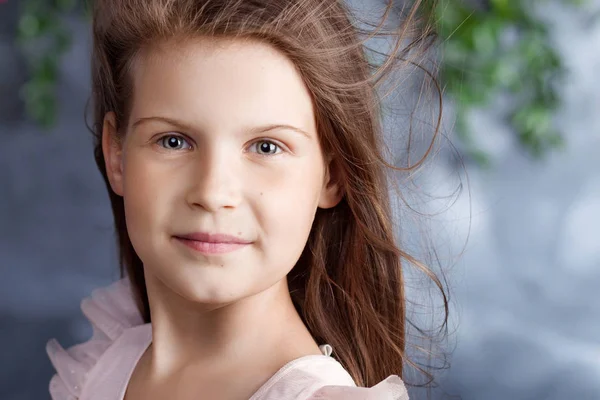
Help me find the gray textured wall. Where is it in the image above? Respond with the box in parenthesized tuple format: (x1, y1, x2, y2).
(1, 1, 599, 399)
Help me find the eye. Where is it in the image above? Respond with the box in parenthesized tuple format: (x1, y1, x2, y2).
(157, 134, 192, 151)
(249, 140, 283, 156)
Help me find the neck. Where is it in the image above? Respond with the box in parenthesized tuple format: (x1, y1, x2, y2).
(141, 270, 321, 381)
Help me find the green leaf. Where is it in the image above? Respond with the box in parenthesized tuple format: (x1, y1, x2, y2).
(18, 13, 41, 39)
(36, 56, 59, 84)
(56, 0, 77, 12)
(56, 30, 72, 52)
(472, 18, 500, 56)
(470, 149, 491, 168)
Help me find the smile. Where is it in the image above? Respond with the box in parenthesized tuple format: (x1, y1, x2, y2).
(175, 238, 250, 254)
(173, 232, 253, 255)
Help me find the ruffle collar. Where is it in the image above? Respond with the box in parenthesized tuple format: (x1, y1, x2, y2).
(46, 278, 144, 399)
(46, 277, 409, 399)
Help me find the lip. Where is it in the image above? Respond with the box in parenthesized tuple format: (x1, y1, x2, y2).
(173, 232, 252, 255)
(175, 232, 253, 244)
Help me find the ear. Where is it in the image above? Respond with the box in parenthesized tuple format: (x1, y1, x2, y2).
(318, 156, 343, 209)
(101, 112, 125, 197)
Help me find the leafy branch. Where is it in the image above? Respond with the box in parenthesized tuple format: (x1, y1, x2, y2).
(432, 0, 584, 165)
(16, 0, 78, 128)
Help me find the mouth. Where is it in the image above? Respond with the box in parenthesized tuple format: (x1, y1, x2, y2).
(173, 232, 253, 255)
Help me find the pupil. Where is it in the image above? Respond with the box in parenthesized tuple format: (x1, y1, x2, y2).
(260, 142, 271, 153)
(168, 137, 179, 148)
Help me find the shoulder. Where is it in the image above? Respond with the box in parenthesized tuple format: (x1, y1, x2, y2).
(307, 375, 409, 400)
(45, 277, 146, 399)
(255, 355, 409, 400)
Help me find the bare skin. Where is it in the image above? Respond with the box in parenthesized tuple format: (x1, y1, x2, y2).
(124, 279, 321, 400)
(102, 37, 342, 400)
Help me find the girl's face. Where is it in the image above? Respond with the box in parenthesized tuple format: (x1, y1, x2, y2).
(102, 38, 341, 305)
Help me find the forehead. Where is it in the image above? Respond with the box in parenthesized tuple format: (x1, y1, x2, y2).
(128, 38, 316, 134)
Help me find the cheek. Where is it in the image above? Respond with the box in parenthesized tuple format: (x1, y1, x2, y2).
(121, 154, 173, 248)
(256, 161, 323, 262)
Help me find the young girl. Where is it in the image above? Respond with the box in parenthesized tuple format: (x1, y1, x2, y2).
(46, 0, 446, 398)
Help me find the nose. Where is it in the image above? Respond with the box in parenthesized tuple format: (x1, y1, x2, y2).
(184, 146, 242, 212)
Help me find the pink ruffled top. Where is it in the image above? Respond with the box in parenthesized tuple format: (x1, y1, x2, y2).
(46, 277, 409, 400)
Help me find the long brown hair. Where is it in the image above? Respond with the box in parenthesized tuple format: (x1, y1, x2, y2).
(90, 0, 448, 389)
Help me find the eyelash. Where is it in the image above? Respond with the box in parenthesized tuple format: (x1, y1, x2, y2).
(155, 134, 285, 157)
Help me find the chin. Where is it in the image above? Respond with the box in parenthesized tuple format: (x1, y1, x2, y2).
(163, 266, 257, 306)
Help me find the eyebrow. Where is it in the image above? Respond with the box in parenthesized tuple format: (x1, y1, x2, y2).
(131, 116, 312, 138)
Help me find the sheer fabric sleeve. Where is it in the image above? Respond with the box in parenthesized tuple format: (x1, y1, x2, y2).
(45, 278, 143, 399)
(308, 375, 409, 400)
